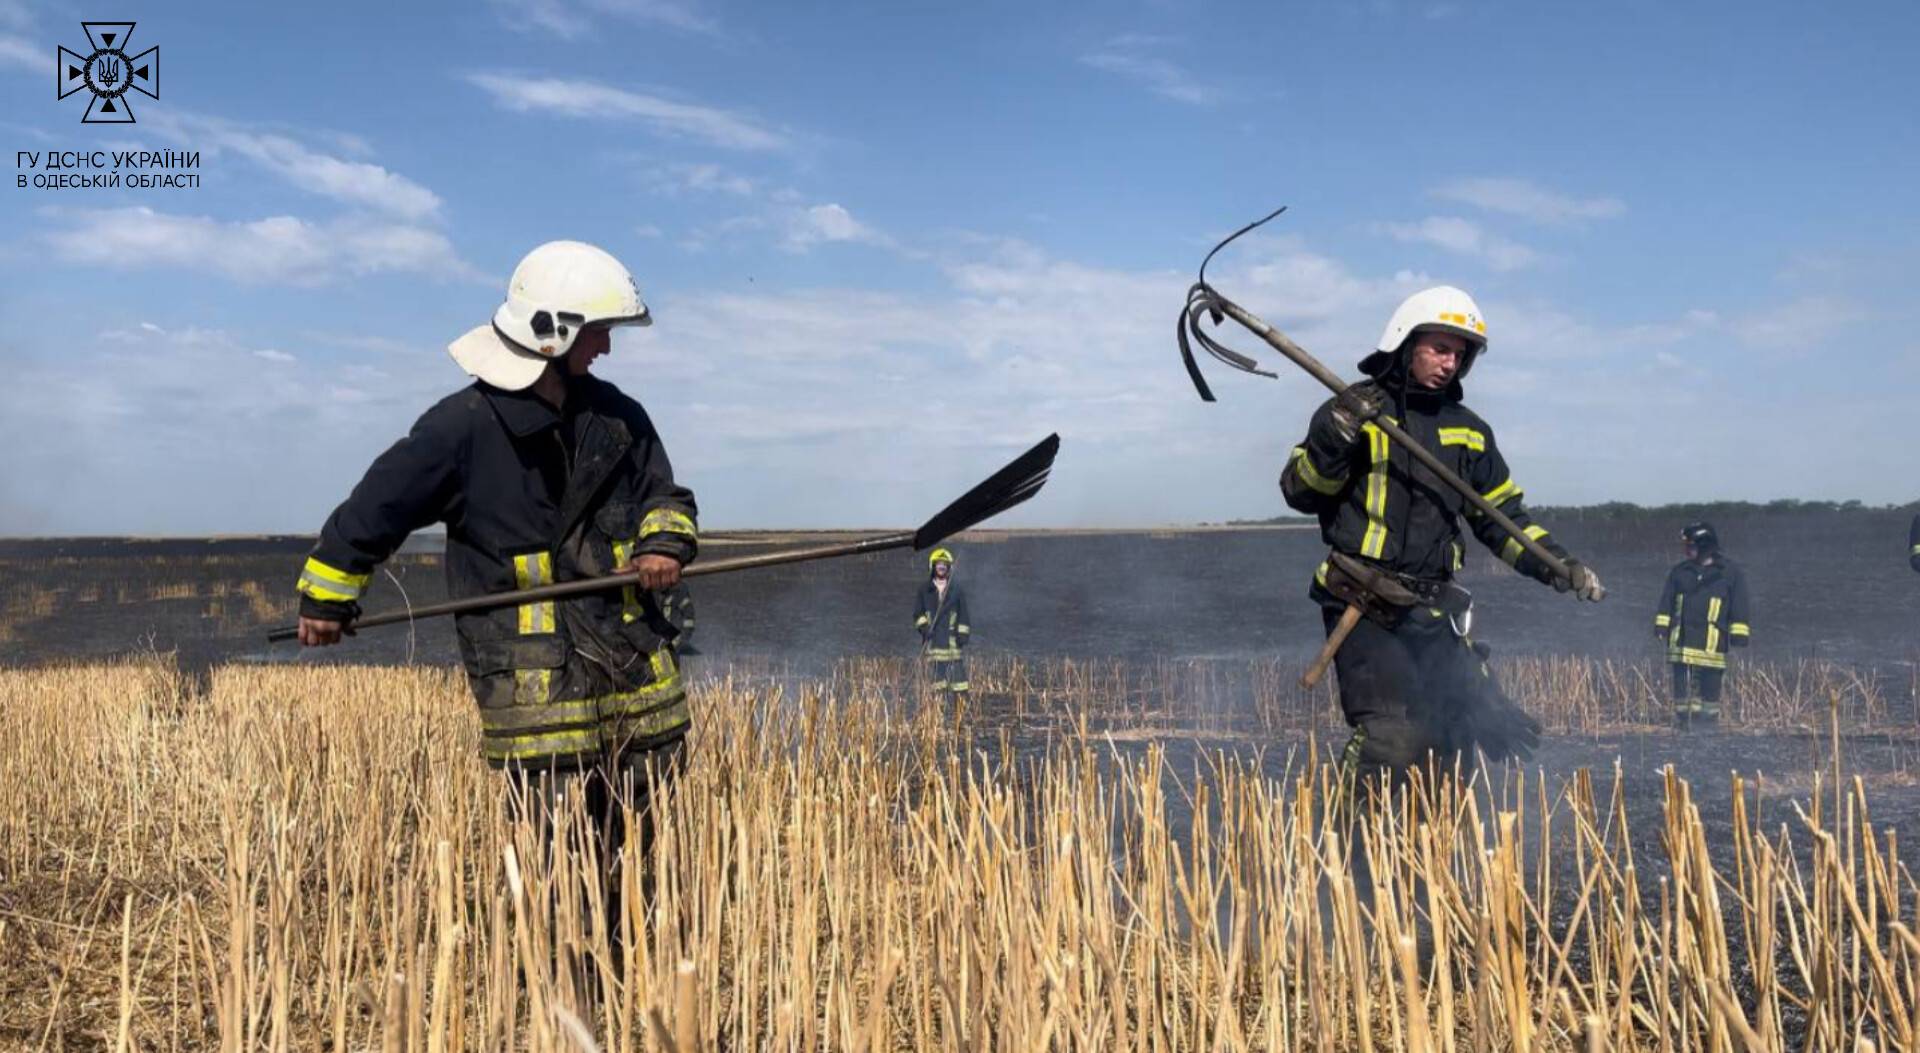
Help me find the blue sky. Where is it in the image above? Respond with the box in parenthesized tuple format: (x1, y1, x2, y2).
(1, 0, 1915, 533)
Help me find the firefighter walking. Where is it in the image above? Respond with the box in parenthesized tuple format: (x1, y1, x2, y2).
(913, 547, 971, 708)
(294, 240, 697, 857)
(1279, 286, 1606, 788)
(1655, 521, 1751, 727)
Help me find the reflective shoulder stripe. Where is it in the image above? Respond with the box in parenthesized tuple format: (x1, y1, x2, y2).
(1288, 445, 1345, 496)
(639, 507, 697, 539)
(1437, 427, 1487, 452)
(297, 557, 372, 602)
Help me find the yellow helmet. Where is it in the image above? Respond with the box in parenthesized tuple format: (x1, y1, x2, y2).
(928, 547, 954, 569)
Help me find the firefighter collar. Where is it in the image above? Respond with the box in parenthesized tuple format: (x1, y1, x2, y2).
(478, 381, 564, 438)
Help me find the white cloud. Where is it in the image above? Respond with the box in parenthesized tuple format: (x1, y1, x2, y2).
(0, 32, 37, 70)
(41, 207, 485, 286)
(1379, 216, 1541, 271)
(469, 74, 789, 151)
(1431, 177, 1626, 226)
(0, 323, 455, 533)
(492, 0, 718, 39)
(1731, 295, 1866, 350)
(635, 224, 664, 239)
(1079, 37, 1221, 106)
(646, 162, 756, 196)
(146, 114, 443, 219)
(783, 203, 890, 252)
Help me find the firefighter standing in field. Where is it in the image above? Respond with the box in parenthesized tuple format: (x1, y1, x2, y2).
(1908, 512, 1920, 573)
(913, 547, 971, 708)
(1655, 521, 1751, 728)
(1279, 286, 1607, 786)
(294, 240, 698, 851)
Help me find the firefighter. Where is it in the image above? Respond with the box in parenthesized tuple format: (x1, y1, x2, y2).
(1279, 286, 1605, 786)
(1655, 521, 1751, 728)
(293, 240, 697, 853)
(913, 547, 971, 706)
(1909, 512, 1920, 573)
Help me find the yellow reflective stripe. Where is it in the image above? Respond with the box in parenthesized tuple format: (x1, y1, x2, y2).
(510, 553, 556, 705)
(1912, 544, 1920, 555)
(612, 541, 643, 623)
(1654, 614, 1672, 628)
(956, 624, 970, 634)
(512, 553, 556, 635)
(1482, 478, 1521, 507)
(1500, 525, 1550, 567)
(1450, 541, 1463, 572)
(296, 557, 371, 602)
(1314, 560, 1330, 590)
(483, 729, 603, 762)
(1359, 423, 1390, 559)
(1670, 647, 1727, 669)
(639, 507, 697, 539)
(480, 699, 602, 733)
(1437, 427, 1486, 452)
(914, 614, 930, 627)
(926, 648, 962, 660)
(1706, 596, 1722, 654)
(1730, 622, 1750, 636)
(1289, 446, 1344, 496)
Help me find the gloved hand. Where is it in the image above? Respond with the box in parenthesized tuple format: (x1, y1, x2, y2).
(1730, 635, 1749, 649)
(1553, 559, 1606, 602)
(1323, 383, 1386, 447)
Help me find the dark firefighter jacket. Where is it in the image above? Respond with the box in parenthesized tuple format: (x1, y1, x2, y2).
(296, 377, 699, 768)
(914, 581, 970, 660)
(1655, 556, 1751, 669)
(1279, 358, 1572, 601)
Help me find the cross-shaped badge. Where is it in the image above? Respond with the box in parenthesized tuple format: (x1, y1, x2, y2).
(57, 22, 158, 124)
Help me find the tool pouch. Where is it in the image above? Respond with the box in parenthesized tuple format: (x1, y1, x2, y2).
(1322, 551, 1423, 628)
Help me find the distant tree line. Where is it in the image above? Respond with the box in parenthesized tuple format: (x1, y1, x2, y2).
(1224, 498, 1920, 528)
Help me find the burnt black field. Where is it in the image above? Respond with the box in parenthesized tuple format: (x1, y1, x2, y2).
(1, 507, 1915, 673)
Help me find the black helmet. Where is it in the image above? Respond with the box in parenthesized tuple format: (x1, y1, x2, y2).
(1681, 521, 1719, 552)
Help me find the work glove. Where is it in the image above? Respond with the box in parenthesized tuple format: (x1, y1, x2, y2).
(1553, 559, 1606, 602)
(1323, 383, 1386, 448)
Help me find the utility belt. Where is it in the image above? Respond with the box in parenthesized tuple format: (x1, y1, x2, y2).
(1320, 550, 1474, 636)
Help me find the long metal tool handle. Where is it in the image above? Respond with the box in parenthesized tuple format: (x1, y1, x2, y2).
(1211, 297, 1571, 582)
(263, 532, 912, 642)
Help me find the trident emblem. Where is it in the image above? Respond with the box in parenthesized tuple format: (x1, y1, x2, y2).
(57, 22, 158, 124)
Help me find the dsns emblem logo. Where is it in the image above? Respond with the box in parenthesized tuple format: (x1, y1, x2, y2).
(57, 22, 158, 124)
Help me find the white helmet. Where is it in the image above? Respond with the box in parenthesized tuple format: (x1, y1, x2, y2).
(448, 240, 651, 391)
(1375, 286, 1488, 354)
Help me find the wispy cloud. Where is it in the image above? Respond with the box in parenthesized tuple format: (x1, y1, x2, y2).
(41, 207, 486, 286)
(1378, 215, 1541, 271)
(1731, 295, 1866, 350)
(469, 74, 789, 151)
(1079, 35, 1221, 106)
(491, 0, 718, 39)
(1431, 177, 1626, 226)
(148, 114, 443, 220)
(645, 162, 756, 196)
(0, 32, 37, 71)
